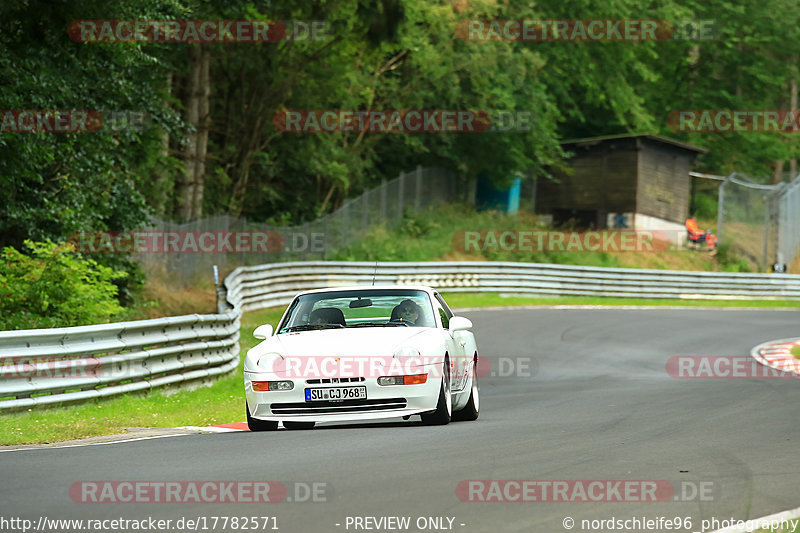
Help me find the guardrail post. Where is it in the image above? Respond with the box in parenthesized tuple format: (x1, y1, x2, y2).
(415, 165, 423, 209)
(717, 175, 728, 243)
(215, 273, 229, 315)
(380, 180, 387, 221)
(398, 171, 405, 217)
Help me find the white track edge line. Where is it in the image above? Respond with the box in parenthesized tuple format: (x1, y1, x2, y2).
(0, 433, 191, 453)
(707, 505, 800, 533)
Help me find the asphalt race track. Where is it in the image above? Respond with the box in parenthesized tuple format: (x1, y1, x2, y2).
(2, 308, 799, 533)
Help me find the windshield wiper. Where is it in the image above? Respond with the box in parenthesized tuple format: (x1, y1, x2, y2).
(283, 324, 345, 333)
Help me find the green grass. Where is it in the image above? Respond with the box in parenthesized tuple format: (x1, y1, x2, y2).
(3, 292, 798, 446)
(331, 205, 625, 267)
(329, 204, 755, 273)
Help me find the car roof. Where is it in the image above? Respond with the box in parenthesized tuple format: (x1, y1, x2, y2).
(294, 285, 438, 297)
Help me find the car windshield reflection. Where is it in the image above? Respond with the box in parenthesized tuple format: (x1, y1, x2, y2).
(278, 289, 435, 333)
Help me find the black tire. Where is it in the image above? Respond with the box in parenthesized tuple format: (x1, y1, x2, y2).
(453, 356, 480, 422)
(421, 359, 452, 426)
(283, 421, 315, 430)
(246, 402, 278, 431)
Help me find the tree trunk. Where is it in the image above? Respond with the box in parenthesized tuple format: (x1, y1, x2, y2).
(177, 44, 210, 221)
(228, 151, 253, 218)
(152, 71, 172, 216)
(227, 108, 263, 217)
(192, 45, 211, 219)
(774, 160, 784, 184)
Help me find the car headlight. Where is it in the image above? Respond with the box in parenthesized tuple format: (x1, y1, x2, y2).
(252, 380, 294, 391)
(378, 374, 427, 386)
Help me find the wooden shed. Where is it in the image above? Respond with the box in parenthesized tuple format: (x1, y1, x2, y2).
(534, 134, 707, 236)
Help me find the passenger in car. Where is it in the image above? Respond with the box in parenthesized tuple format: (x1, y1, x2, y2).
(309, 307, 346, 326)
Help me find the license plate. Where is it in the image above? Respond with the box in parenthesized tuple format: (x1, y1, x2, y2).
(305, 386, 367, 401)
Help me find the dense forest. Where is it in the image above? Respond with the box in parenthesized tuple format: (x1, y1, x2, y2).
(1, 0, 799, 248)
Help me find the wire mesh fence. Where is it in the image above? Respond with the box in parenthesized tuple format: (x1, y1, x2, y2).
(717, 172, 800, 271)
(130, 165, 800, 282)
(776, 177, 800, 270)
(133, 166, 463, 285)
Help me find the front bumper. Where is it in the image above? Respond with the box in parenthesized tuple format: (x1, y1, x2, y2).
(244, 374, 441, 423)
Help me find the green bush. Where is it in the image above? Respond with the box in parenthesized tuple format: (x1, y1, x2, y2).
(399, 208, 440, 238)
(329, 204, 624, 267)
(692, 193, 718, 220)
(0, 240, 126, 330)
(714, 242, 754, 272)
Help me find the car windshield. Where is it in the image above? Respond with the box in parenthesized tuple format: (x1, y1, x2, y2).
(277, 289, 434, 333)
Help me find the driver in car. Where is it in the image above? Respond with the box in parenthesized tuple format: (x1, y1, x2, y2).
(394, 299, 421, 325)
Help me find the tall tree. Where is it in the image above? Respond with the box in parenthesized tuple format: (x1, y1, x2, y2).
(176, 43, 211, 221)
(0, 0, 184, 247)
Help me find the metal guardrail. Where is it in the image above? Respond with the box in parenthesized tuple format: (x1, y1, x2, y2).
(0, 311, 241, 411)
(228, 262, 800, 310)
(2, 261, 799, 411)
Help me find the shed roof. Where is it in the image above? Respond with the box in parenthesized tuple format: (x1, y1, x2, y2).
(560, 133, 708, 154)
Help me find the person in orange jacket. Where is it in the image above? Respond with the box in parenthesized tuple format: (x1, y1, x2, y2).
(686, 218, 717, 250)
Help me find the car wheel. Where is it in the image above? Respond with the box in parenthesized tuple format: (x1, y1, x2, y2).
(246, 402, 278, 431)
(283, 421, 315, 430)
(421, 358, 452, 426)
(453, 355, 479, 421)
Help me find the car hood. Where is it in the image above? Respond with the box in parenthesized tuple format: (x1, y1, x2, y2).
(251, 327, 435, 358)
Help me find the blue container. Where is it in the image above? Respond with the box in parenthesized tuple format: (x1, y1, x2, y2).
(476, 174, 522, 214)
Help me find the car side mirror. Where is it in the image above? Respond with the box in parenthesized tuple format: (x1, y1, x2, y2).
(449, 316, 472, 332)
(253, 324, 273, 339)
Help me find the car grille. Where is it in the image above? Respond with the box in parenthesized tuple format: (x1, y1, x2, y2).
(305, 377, 365, 384)
(271, 398, 407, 415)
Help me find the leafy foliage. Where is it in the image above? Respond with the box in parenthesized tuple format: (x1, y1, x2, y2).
(692, 192, 719, 219)
(0, 241, 126, 329)
(0, 0, 795, 328)
(4, 0, 796, 231)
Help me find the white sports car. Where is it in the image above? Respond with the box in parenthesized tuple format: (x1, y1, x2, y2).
(243, 286, 480, 430)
